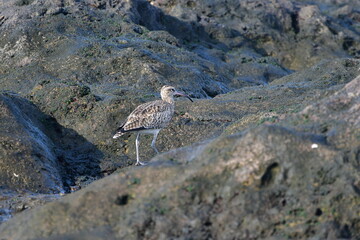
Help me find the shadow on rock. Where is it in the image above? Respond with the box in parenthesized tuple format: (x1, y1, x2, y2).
(48, 121, 104, 192)
(0, 92, 103, 194)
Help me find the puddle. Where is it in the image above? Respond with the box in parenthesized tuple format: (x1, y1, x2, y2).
(0, 188, 63, 225)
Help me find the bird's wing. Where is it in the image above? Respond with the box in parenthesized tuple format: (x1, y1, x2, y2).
(120, 100, 173, 132)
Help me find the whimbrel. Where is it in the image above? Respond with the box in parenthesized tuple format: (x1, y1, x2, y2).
(113, 85, 193, 165)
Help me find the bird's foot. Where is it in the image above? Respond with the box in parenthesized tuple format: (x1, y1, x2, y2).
(135, 161, 146, 166)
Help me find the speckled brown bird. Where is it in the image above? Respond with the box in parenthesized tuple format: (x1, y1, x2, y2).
(113, 85, 193, 165)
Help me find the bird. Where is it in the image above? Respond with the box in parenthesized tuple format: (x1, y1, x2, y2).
(113, 85, 193, 166)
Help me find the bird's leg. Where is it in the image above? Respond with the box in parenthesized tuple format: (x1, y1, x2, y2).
(151, 130, 160, 154)
(135, 133, 145, 166)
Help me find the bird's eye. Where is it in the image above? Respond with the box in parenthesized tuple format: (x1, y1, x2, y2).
(171, 89, 175, 92)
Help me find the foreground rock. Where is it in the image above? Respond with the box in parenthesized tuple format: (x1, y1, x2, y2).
(0, 76, 359, 239)
(0, 127, 357, 239)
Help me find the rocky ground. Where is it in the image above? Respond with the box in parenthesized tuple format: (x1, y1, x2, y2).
(0, 0, 359, 239)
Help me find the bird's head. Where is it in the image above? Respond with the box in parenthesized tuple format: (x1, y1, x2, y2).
(160, 85, 193, 103)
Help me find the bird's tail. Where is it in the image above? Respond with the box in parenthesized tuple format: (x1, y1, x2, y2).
(113, 121, 127, 139)
(113, 131, 125, 139)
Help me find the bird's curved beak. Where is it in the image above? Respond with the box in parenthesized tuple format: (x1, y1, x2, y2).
(174, 91, 193, 102)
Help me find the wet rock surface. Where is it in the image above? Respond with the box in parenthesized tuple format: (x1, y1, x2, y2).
(0, 92, 103, 191)
(0, 93, 63, 193)
(0, 0, 359, 239)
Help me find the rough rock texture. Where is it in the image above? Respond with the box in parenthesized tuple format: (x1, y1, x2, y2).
(0, 0, 358, 180)
(0, 93, 63, 193)
(0, 0, 230, 96)
(281, 74, 360, 167)
(0, 68, 359, 238)
(149, 0, 360, 69)
(0, 0, 359, 238)
(0, 91, 104, 191)
(0, 92, 359, 238)
(0, 188, 61, 225)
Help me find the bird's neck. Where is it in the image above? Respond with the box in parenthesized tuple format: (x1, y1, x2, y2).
(162, 96, 174, 104)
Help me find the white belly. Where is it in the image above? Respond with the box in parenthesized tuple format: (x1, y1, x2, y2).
(139, 129, 161, 135)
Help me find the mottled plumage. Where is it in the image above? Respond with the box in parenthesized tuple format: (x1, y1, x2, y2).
(113, 100, 174, 137)
(113, 85, 192, 165)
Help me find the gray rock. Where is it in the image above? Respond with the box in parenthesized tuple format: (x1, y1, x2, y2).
(0, 91, 104, 192)
(0, 0, 232, 97)
(0, 188, 61, 225)
(0, 0, 359, 237)
(0, 93, 63, 193)
(281, 74, 360, 160)
(150, 0, 360, 69)
(0, 120, 358, 239)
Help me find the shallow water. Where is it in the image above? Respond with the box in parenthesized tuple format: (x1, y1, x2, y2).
(0, 188, 63, 225)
